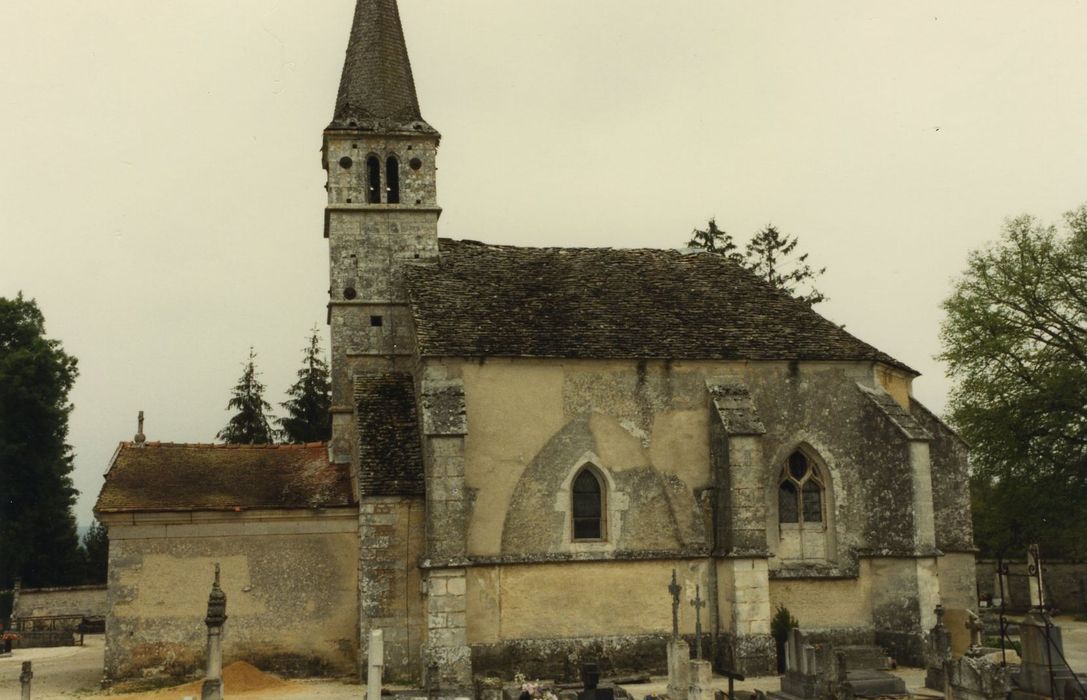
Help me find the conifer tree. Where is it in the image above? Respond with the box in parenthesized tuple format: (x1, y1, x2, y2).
(82, 519, 109, 584)
(688, 218, 742, 263)
(744, 225, 827, 305)
(217, 348, 276, 444)
(279, 329, 332, 444)
(0, 293, 85, 588)
(687, 220, 827, 305)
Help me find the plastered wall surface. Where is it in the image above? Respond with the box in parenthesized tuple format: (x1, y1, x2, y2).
(14, 585, 107, 620)
(937, 553, 979, 611)
(102, 510, 358, 681)
(768, 573, 873, 629)
(465, 560, 710, 643)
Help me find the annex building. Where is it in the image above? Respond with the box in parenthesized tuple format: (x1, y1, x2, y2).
(95, 0, 976, 688)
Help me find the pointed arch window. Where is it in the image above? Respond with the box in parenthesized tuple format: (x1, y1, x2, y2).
(572, 468, 604, 540)
(386, 156, 400, 204)
(366, 156, 381, 203)
(778, 452, 824, 524)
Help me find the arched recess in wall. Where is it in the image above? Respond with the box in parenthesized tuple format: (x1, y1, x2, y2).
(366, 155, 381, 203)
(385, 156, 400, 204)
(571, 465, 606, 541)
(766, 443, 837, 567)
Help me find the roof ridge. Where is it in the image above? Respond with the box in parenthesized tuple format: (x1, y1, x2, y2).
(122, 441, 328, 450)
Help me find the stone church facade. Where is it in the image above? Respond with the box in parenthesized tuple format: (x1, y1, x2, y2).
(96, 0, 976, 688)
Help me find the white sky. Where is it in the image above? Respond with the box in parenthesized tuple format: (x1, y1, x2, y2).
(1, 1, 1086, 526)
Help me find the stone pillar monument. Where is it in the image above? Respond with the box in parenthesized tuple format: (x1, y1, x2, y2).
(20, 660, 32, 700)
(202, 564, 228, 700)
(368, 629, 384, 700)
(666, 570, 690, 700)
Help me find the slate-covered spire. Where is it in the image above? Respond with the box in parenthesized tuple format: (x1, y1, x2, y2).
(330, 0, 435, 132)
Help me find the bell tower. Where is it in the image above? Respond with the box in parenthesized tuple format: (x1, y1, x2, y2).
(323, 0, 440, 462)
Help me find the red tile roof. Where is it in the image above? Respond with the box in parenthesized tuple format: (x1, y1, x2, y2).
(95, 442, 354, 514)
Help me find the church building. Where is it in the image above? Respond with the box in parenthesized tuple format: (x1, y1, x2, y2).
(95, 0, 976, 689)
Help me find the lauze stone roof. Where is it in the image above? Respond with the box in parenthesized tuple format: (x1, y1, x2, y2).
(95, 442, 353, 514)
(330, 0, 435, 132)
(355, 372, 425, 497)
(404, 238, 914, 372)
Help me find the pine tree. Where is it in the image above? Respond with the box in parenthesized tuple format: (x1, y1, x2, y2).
(687, 218, 743, 263)
(216, 348, 276, 444)
(278, 328, 332, 444)
(743, 225, 827, 305)
(82, 519, 109, 584)
(0, 293, 85, 588)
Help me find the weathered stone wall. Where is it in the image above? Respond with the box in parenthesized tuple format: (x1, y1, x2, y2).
(417, 356, 965, 672)
(464, 559, 710, 679)
(977, 559, 1087, 612)
(938, 552, 979, 611)
(359, 497, 425, 683)
(912, 402, 974, 552)
(13, 584, 107, 620)
(101, 509, 358, 681)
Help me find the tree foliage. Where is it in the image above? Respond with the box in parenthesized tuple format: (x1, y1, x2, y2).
(278, 329, 332, 444)
(688, 219, 827, 304)
(82, 519, 109, 584)
(217, 348, 276, 445)
(940, 206, 1087, 558)
(0, 293, 84, 588)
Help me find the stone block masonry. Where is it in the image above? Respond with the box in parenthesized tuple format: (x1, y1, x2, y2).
(359, 497, 425, 683)
(425, 568, 472, 690)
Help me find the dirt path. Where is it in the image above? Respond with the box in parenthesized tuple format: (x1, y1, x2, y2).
(4, 621, 1087, 699)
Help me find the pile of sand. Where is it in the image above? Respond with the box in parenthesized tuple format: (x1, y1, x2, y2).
(121, 661, 295, 698)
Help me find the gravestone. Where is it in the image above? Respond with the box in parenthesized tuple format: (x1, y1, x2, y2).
(668, 569, 691, 700)
(20, 660, 32, 700)
(925, 605, 952, 691)
(1009, 611, 1086, 700)
(578, 663, 615, 700)
(945, 655, 1011, 700)
(688, 659, 713, 700)
(772, 629, 905, 700)
(201, 564, 227, 700)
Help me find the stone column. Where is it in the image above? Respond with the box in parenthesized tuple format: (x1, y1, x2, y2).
(667, 639, 691, 700)
(368, 629, 384, 700)
(201, 564, 227, 700)
(420, 377, 472, 689)
(708, 381, 775, 676)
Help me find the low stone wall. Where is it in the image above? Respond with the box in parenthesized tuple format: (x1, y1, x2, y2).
(13, 584, 108, 621)
(976, 559, 1087, 613)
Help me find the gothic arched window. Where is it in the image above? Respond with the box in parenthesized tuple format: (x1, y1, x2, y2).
(386, 156, 400, 204)
(572, 468, 604, 540)
(366, 156, 381, 203)
(778, 452, 824, 524)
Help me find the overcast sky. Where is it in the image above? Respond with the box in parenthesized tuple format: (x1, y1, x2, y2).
(2, 1, 1086, 526)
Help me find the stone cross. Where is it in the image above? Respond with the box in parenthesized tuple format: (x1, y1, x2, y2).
(134, 410, 146, 445)
(669, 569, 682, 640)
(367, 629, 384, 700)
(691, 584, 706, 660)
(202, 564, 227, 700)
(20, 661, 32, 700)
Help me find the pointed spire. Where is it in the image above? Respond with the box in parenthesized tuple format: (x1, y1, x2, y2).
(331, 0, 435, 133)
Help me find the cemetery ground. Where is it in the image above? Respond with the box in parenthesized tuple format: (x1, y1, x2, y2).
(2, 617, 1086, 699)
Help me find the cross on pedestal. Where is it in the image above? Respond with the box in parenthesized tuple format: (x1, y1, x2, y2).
(691, 584, 706, 660)
(668, 569, 682, 641)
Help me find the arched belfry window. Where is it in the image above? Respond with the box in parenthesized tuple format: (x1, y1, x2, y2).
(778, 452, 823, 524)
(386, 156, 400, 204)
(366, 156, 381, 204)
(572, 468, 604, 540)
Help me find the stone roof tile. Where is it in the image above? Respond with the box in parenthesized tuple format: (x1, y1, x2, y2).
(404, 238, 914, 372)
(95, 442, 352, 513)
(355, 372, 425, 497)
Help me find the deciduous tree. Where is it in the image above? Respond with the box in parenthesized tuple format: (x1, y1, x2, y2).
(940, 206, 1087, 558)
(0, 293, 84, 588)
(278, 329, 332, 444)
(216, 348, 276, 444)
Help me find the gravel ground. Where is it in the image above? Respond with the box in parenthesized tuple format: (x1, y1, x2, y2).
(3, 618, 1085, 699)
